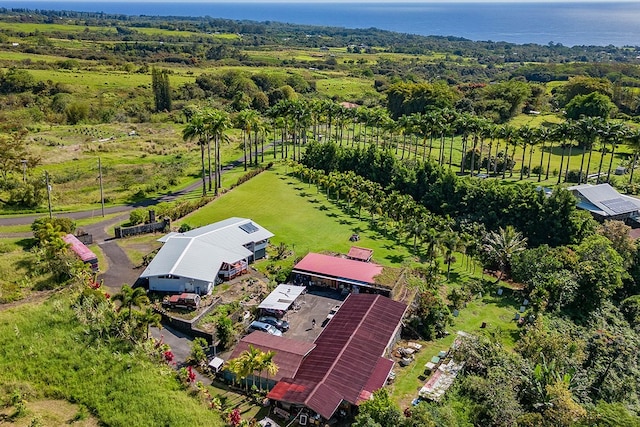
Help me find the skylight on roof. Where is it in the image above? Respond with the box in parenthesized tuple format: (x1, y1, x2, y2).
(239, 222, 259, 234)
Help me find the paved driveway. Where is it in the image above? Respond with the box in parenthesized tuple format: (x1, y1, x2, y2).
(280, 288, 346, 342)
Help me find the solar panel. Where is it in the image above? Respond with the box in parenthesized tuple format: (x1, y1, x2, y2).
(239, 222, 259, 233)
(601, 198, 639, 214)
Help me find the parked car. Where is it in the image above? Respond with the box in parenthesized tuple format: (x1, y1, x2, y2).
(248, 320, 283, 337)
(258, 316, 290, 332)
(325, 304, 341, 322)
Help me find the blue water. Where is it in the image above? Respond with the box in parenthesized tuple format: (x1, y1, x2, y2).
(3, 1, 640, 47)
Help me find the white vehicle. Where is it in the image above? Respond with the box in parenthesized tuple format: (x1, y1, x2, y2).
(325, 304, 341, 322)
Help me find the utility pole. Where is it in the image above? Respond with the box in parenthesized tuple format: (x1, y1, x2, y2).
(45, 171, 52, 219)
(98, 157, 105, 217)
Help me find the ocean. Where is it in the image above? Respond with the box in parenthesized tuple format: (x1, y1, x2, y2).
(3, 1, 640, 47)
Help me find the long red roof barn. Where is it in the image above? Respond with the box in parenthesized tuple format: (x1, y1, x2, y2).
(293, 253, 383, 285)
(268, 294, 407, 420)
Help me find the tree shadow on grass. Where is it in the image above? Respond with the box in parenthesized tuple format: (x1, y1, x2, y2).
(318, 205, 329, 211)
(339, 219, 352, 226)
(385, 254, 406, 264)
(14, 238, 36, 251)
(308, 198, 320, 204)
(326, 212, 338, 218)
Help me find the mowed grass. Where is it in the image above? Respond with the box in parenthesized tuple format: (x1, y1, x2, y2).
(178, 165, 414, 266)
(0, 295, 223, 427)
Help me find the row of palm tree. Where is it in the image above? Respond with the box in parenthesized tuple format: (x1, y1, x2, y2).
(226, 344, 278, 392)
(182, 106, 231, 197)
(183, 99, 640, 195)
(294, 165, 488, 280)
(270, 101, 640, 185)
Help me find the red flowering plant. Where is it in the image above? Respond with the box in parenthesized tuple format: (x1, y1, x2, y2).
(228, 408, 242, 427)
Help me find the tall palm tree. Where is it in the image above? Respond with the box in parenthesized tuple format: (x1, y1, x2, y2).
(235, 109, 259, 171)
(535, 126, 551, 182)
(518, 125, 536, 180)
(482, 225, 527, 281)
(112, 284, 149, 327)
(442, 231, 460, 281)
(204, 109, 230, 195)
(627, 129, 640, 185)
(255, 350, 278, 391)
(604, 122, 627, 182)
(182, 112, 208, 196)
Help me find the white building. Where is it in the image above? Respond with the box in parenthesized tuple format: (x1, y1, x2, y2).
(139, 217, 273, 295)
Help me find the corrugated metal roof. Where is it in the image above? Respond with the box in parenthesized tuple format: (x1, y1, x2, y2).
(267, 294, 407, 420)
(228, 332, 315, 381)
(140, 218, 273, 282)
(569, 183, 640, 217)
(62, 234, 97, 262)
(347, 246, 373, 262)
(258, 284, 306, 311)
(292, 253, 383, 285)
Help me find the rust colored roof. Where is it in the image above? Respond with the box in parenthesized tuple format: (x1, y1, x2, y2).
(229, 332, 315, 381)
(62, 234, 97, 263)
(629, 228, 640, 240)
(347, 246, 374, 262)
(268, 294, 407, 419)
(293, 253, 383, 285)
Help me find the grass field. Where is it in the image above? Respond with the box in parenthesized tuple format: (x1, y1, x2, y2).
(0, 295, 224, 427)
(179, 166, 415, 266)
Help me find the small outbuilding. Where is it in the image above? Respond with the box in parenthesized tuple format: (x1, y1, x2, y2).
(258, 284, 306, 318)
(62, 234, 99, 272)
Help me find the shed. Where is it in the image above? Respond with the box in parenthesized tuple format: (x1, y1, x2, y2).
(258, 284, 306, 317)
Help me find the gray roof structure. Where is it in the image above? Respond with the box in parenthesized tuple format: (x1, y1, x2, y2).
(140, 217, 273, 282)
(568, 184, 640, 218)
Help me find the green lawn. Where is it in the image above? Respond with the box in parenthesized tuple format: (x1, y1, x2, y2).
(179, 165, 414, 266)
(389, 286, 522, 408)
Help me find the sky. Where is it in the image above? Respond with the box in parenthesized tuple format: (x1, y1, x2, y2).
(6, 0, 638, 2)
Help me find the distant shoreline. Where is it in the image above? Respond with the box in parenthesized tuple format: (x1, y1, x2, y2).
(3, 1, 639, 47)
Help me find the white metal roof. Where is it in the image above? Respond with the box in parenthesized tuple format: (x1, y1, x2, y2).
(140, 218, 273, 283)
(258, 284, 306, 311)
(568, 184, 640, 217)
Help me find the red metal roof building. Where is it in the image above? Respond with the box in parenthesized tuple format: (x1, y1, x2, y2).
(347, 246, 374, 262)
(62, 234, 99, 272)
(224, 331, 316, 389)
(292, 253, 390, 296)
(267, 294, 407, 421)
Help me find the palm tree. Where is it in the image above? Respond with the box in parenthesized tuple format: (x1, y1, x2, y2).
(182, 112, 208, 196)
(442, 231, 460, 281)
(518, 125, 535, 180)
(138, 306, 162, 340)
(204, 109, 230, 195)
(255, 350, 278, 391)
(235, 109, 259, 171)
(482, 225, 527, 282)
(112, 284, 149, 327)
(627, 129, 640, 185)
(604, 122, 627, 182)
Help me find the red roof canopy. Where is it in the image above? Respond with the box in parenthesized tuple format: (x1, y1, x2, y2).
(268, 294, 407, 419)
(293, 253, 383, 285)
(62, 234, 97, 263)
